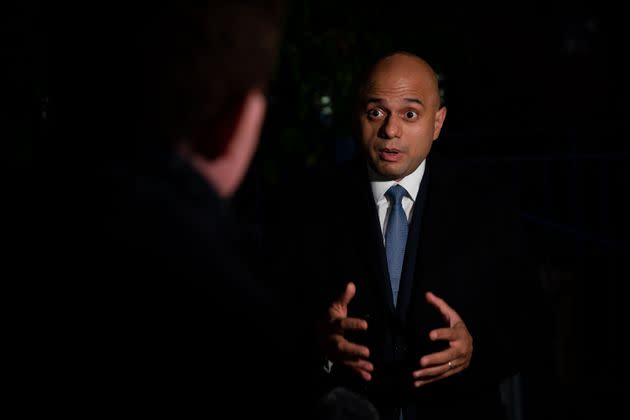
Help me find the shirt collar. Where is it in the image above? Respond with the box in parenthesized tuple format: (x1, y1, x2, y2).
(368, 159, 426, 204)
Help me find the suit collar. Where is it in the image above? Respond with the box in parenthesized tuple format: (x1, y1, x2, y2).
(367, 159, 426, 204)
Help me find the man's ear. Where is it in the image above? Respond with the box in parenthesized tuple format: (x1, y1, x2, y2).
(432, 106, 447, 141)
(187, 89, 267, 198)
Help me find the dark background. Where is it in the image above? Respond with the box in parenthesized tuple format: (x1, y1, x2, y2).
(9, 1, 627, 419)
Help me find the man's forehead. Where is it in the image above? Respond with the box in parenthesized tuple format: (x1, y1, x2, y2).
(364, 76, 435, 101)
(369, 64, 436, 85)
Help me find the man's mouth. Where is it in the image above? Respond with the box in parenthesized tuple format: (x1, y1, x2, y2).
(379, 148, 402, 162)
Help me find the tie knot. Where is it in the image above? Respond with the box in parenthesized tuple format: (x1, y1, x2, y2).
(385, 184, 407, 204)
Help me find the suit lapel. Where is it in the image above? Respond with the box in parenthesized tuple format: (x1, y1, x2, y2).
(395, 162, 430, 322)
(358, 168, 396, 314)
(344, 157, 442, 318)
(343, 159, 395, 314)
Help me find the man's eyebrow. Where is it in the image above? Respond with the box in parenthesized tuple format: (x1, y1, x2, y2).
(365, 97, 424, 106)
(403, 98, 423, 105)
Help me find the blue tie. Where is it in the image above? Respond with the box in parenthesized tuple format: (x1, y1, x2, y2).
(385, 185, 408, 307)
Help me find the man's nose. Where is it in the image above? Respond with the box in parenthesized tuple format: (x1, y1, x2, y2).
(379, 115, 402, 139)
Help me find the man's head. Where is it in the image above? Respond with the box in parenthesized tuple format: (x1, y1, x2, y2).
(140, 1, 286, 196)
(356, 52, 446, 181)
(62, 1, 286, 197)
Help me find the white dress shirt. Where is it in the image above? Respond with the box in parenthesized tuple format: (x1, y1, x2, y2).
(368, 160, 426, 242)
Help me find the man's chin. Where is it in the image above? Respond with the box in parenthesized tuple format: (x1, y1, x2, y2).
(374, 162, 405, 181)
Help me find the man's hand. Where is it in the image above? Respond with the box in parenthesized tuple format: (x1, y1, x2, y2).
(412, 291, 473, 387)
(322, 282, 373, 381)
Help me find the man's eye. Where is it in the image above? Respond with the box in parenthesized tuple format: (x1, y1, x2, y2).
(368, 109, 383, 118)
(405, 111, 418, 119)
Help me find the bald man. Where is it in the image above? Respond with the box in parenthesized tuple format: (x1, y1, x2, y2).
(292, 52, 549, 420)
(358, 53, 446, 182)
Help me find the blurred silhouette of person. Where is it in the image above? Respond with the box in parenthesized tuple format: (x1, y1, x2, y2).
(284, 51, 551, 420)
(314, 387, 381, 420)
(48, 1, 326, 417)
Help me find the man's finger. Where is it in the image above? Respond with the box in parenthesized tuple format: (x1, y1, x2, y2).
(340, 317, 368, 331)
(345, 360, 373, 381)
(339, 340, 370, 359)
(346, 358, 374, 373)
(425, 291, 462, 324)
(412, 364, 445, 379)
(414, 363, 460, 387)
(337, 282, 356, 307)
(429, 326, 457, 342)
(414, 370, 456, 388)
(419, 348, 459, 367)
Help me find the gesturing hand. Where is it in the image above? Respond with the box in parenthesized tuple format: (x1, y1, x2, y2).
(322, 282, 373, 381)
(412, 291, 473, 387)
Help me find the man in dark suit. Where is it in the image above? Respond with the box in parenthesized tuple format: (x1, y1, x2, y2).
(294, 52, 550, 420)
(51, 1, 322, 417)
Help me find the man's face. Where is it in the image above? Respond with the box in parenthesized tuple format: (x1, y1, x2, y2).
(359, 54, 446, 181)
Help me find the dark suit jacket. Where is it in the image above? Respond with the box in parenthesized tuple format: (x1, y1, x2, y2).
(61, 147, 317, 417)
(289, 152, 549, 420)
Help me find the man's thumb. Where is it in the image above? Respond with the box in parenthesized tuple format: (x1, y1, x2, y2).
(338, 282, 356, 307)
